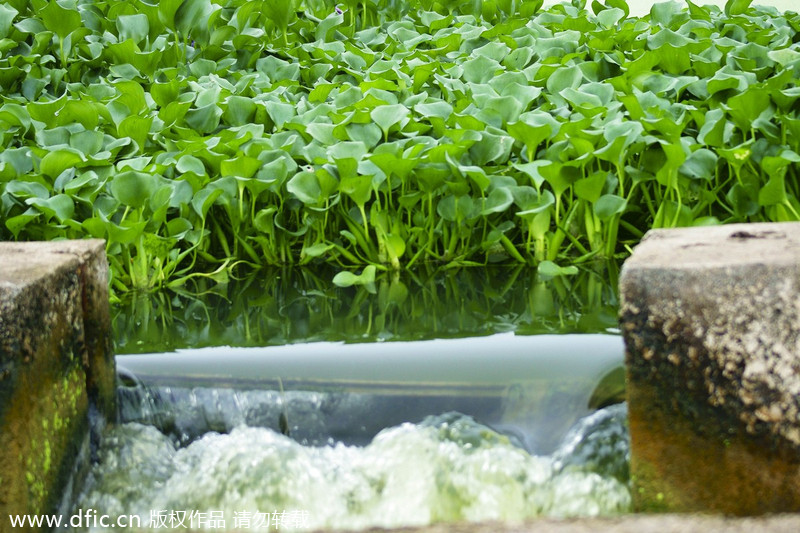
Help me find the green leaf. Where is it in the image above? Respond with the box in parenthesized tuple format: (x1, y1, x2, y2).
(538, 260, 578, 279)
(264, 101, 294, 130)
(332, 265, 376, 287)
(287, 170, 324, 205)
(40, 148, 84, 179)
(302, 243, 334, 258)
(118, 115, 153, 153)
(185, 103, 222, 134)
(546, 65, 583, 94)
(0, 4, 18, 40)
(117, 14, 149, 44)
(481, 187, 514, 215)
(221, 157, 262, 179)
(223, 96, 256, 127)
(109, 170, 157, 208)
(574, 172, 608, 203)
(40, 1, 82, 40)
(27, 194, 74, 222)
(175, 0, 215, 41)
(6, 210, 40, 237)
(680, 149, 717, 180)
(594, 194, 627, 221)
(725, 0, 753, 16)
(176, 155, 206, 176)
(370, 104, 409, 137)
(6, 181, 49, 199)
(759, 175, 786, 206)
(340, 174, 372, 207)
(461, 55, 501, 84)
(437, 194, 477, 222)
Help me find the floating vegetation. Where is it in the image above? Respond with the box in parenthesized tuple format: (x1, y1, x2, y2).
(1, 0, 799, 294)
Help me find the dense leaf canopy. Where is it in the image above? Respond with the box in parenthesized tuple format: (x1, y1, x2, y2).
(1, 0, 799, 294)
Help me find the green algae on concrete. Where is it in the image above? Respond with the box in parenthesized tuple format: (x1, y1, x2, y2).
(620, 222, 800, 514)
(0, 240, 114, 526)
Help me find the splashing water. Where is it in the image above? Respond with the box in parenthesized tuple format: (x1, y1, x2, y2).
(74, 405, 630, 531)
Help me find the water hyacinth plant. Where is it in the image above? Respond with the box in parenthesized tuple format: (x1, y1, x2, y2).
(0, 0, 799, 295)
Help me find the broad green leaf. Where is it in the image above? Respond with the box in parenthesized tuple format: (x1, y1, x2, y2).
(40, 148, 84, 178)
(727, 89, 770, 133)
(110, 170, 157, 208)
(437, 194, 477, 222)
(679, 149, 717, 180)
(414, 101, 453, 120)
(5, 181, 49, 199)
(329, 141, 368, 161)
(759, 175, 787, 206)
(158, 0, 183, 29)
(287, 170, 324, 205)
(332, 265, 376, 287)
(594, 194, 627, 221)
(176, 155, 206, 176)
(221, 157, 262, 179)
(538, 260, 578, 278)
(70, 130, 104, 156)
(117, 14, 149, 44)
(481, 187, 514, 215)
(469, 131, 513, 166)
(514, 187, 554, 216)
(185, 103, 222, 134)
(340, 174, 372, 206)
(725, 0, 753, 16)
(727, 182, 759, 217)
(175, 0, 215, 42)
(0, 4, 17, 40)
(546, 65, 583, 94)
(27, 194, 74, 222)
(223, 96, 256, 127)
(462, 56, 501, 84)
(371, 104, 409, 137)
(264, 101, 294, 130)
(40, 1, 82, 39)
(6, 210, 40, 237)
(574, 172, 608, 203)
(118, 115, 153, 153)
(768, 49, 800, 68)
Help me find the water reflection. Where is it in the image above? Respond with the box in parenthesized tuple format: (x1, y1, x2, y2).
(113, 263, 620, 354)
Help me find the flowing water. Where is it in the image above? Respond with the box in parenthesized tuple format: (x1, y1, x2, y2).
(71, 266, 629, 531)
(75, 405, 629, 531)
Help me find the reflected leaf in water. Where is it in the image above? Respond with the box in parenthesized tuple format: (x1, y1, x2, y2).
(113, 264, 620, 353)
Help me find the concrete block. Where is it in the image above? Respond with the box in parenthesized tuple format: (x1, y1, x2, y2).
(619, 222, 800, 513)
(0, 240, 114, 524)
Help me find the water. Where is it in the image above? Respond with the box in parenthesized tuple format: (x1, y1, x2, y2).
(115, 334, 624, 452)
(112, 265, 620, 353)
(83, 266, 629, 530)
(75, 406, 630, 531)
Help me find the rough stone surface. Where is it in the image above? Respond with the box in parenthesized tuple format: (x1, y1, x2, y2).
(0, 240, 114, 523)
(619, 222, 800, 513)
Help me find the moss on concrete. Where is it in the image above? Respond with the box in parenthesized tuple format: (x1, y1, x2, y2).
(0, 240, 113, 525)
(620, 223, 800, 514)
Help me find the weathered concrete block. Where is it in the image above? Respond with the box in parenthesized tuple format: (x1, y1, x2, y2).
(0, 240, 114, 524)
(620, 222, 800, 514)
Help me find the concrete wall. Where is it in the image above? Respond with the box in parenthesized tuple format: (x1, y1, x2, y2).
(0, 240, 114, 525)
(620, 222, 800, 513)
